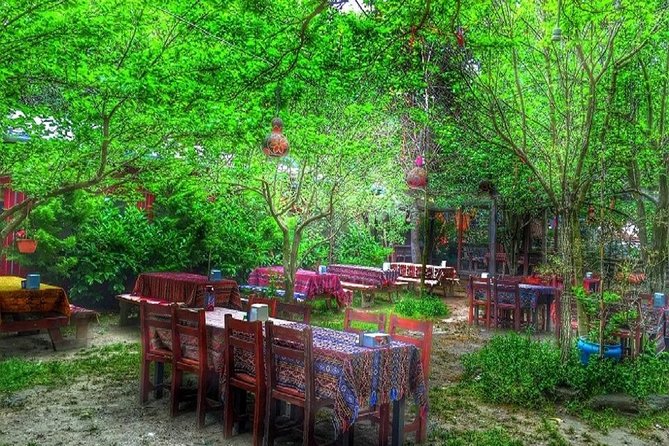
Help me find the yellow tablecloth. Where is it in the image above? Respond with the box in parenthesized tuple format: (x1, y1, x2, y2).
(0, 276, 71, 316)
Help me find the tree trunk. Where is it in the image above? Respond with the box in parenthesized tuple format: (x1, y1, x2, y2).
(420, 190, 429, 296)
(282, 233, 296, 303)
(557, 208, 586, 360)
(650, 166, 668, 291)
(627, 162, 649, 267)
(410, 200, 421, 263)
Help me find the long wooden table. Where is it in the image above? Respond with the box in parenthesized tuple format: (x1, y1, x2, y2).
(154, 307, 427, 445)
(118, 272, 242, 324)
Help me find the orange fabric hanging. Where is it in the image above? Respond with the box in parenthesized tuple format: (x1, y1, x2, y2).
(455, 209, 471, 232)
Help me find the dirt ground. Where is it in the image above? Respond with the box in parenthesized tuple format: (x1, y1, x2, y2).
(0, 295, 667, 446)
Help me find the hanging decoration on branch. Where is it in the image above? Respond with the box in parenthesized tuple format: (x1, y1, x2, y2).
(454, 26, 466, 48)
(262, 117, 289, 157)
(406, 155, 427, 189)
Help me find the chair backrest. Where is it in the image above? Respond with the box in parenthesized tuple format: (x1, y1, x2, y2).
(469, 276, 492, 302)
(140, 300, 174, 360)
(171, 306, 207, 369)
(276, 301, 311, 324)
(223, 313, 265, 386)
(265, 321, 313, 400)
(493, 279, 519, 306)
(248, 294, 278, 317)
(343, 308, 387, 334)
(389, 315, 433, 381)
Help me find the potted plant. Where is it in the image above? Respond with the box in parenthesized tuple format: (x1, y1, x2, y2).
(573, 285, 636, 364)
(15, 228, 37, 254)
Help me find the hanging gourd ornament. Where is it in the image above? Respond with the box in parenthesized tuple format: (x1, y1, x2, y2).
(406, 155, 427, 189)
(262, 117, 289, 157)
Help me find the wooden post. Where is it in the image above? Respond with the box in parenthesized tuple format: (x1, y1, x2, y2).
(522, 220, 531, 276)
(488, 200, 497, 276)
(542, 209, 548, 264)
(457, 208, 463, 272)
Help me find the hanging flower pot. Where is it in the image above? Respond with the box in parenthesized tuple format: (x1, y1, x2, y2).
(406, 155, 427, 189)
(17, 238, 37, 254)
(262, 117, 289, 157)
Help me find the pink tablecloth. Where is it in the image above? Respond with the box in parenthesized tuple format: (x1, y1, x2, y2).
(247, 266, 351, 307)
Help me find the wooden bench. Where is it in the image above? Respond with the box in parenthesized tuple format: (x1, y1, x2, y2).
(340, 281, 408, 308)
(238, 286, 307, 301)
(0, 304, 98, 350)
(116, 294, 172, 326)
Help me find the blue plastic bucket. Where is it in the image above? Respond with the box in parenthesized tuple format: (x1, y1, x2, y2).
(577, 337, 622, 365)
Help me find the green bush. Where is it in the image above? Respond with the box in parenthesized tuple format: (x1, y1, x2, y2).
(394, 294, 449, 319)
(562, 350, 669, 399)
(462, 333, 669, 408)
(462, 333, 562, 407)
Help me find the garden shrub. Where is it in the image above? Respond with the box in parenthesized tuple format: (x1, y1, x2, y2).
(462, 333, 563, 407)
(562, 350, 669, 399)
(462, 333, 669, 408)
(394, 294, 449, 319)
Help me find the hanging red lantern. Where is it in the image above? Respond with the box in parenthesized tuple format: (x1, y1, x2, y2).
(406, 155, 427, 189)
(262, 117, 289, 157)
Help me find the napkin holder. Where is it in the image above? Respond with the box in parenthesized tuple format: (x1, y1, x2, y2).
(248, 303, 269, 322)
(318, 265, 328, 275)
(209, 269, 222, 281)
(361, 332, 390, 348)
(25, 273, 41, 290)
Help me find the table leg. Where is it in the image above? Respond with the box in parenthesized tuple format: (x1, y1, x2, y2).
(47, 327, 64, 351)
(119, 301, 132, 326)
(155, 363, 165, 399)
(391, 397, 405, 446)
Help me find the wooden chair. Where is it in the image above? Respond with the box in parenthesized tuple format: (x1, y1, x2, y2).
(389, 315, 433, 443)
(276, 301, 311, 324)
(492, 279, 521, 330)
(359, 315, 433, 445)
(248, 294, 278, 318)
(223, 314, 265, 446)
(264, 322, 336, 445)
(468, 276, 492, 327)
(343, 308, 387, 334)
(170, 306, 217, 427)
(139, 301, 174, 404)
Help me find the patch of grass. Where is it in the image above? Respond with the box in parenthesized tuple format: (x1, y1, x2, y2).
(631, 410, 669, 435)
(538, 418, 570, 446)
(0, 342, 139, 394)
(428, 426, 524, 446)
(429, 385, 480, 419)
(565, 402, 618, 433)
(394, 293, 450, 319)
